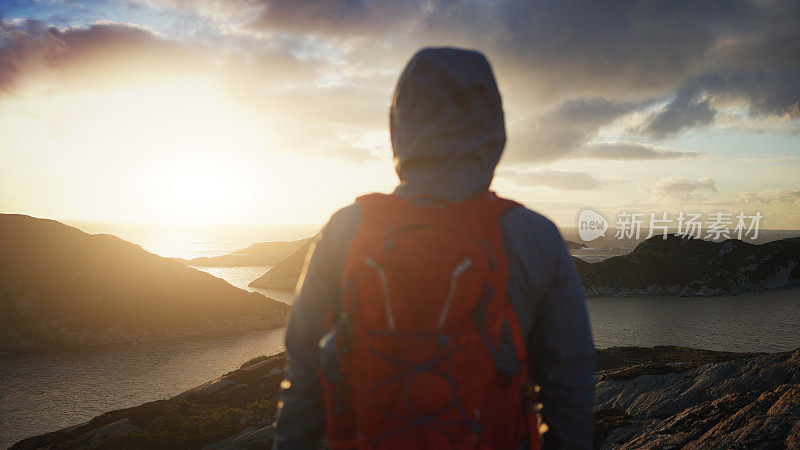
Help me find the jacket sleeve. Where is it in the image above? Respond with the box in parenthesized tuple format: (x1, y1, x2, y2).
(274, 204, 361, 450)
(528, 229, 596, 449)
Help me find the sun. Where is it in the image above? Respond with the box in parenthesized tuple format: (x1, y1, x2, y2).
(0, 73, 398, 225)
(155, 165, 242, 224)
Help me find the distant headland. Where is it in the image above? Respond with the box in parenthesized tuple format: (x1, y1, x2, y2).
(0, 214, 290, 351)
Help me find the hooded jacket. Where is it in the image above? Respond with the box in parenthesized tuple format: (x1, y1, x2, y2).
(275, 48, 595, 449)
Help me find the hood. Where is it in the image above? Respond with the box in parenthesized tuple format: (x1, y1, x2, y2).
(390, 47, 506, 202)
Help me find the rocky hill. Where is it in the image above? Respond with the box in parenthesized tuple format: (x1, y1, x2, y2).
(248, 238, 314, 291)
(13, 346, 799, 449)
(566, 239, 590, 251)
(594, 347, 800, 449)
(0, 214, 291, 350)
(177, 238, 310, 267)
(574, 234, 800, 296)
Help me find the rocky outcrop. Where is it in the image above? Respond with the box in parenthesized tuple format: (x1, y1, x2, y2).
(595, 348, 800, 449)
(249, 238, 315, 291)
(574, 234, 800, 296)
(178, 239, 311, 267)
(14, 346, 799, 449)
(0, 214, 291, 350)
(566, 239, 590, 251)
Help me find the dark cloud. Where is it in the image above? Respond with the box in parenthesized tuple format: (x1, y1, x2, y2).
(701, 70, 800, 118)
(506, 98, 644, 162)
(242, 0, 800, 137)
(0, 20, 62, 92)
(0, 19, 203, 92)
(640, 86, 717, 139)
(247, 0, 423, 37)
(580, 142, 699, 160)
(0, 17, 325, 94)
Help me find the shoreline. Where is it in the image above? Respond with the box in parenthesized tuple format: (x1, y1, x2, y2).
(0, 323, 288, 355)
(584, 284, 800, 298)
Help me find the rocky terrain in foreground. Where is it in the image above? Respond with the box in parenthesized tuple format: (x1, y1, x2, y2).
(14, 346, 800, 449)
(0, 214, 291, 350)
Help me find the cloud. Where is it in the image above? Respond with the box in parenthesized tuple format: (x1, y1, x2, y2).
(500, 169, 618, 191)
(0, 19, 205, 93)
(505, 100, 701, 162)
(640, 88, 716, 139)
(506, 98, 644, 162)
(738, 156, 800, 163)
(0, 19, 62, 92)
(738, 189, 800, 206)
(241, 0, 800, 137)
(645, 176, 717, 202)
(3, 0, 799, 162)
(0, 18, 324, 94)
(579, 142, 700, 160)
(0, 17, 373, 162)
(246, 0, 424, 37)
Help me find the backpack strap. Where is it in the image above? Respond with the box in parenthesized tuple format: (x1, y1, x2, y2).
(483, 193, 528, 363)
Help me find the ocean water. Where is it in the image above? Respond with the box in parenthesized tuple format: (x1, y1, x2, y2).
(589, 289, 800, 351)
(3, 285, 799, 447)
(0, 329, 286, 448)
(189, 265, 296, 304)
(65, 221, 321, 260)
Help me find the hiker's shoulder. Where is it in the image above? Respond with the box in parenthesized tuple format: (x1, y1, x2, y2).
(327, 202, 362, 229)
(318, 202, 363, 251)
(498, 204, 568, 263)
(500, 203, 561, 239)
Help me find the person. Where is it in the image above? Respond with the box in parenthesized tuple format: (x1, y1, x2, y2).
(274, 47, 595, 449)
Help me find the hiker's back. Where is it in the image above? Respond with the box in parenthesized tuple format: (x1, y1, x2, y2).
(320, 192, 539, 449)
(276, 48, 595, 450)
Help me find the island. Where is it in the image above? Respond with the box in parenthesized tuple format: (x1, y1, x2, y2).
(575, 234, 800, 296)
(0, 214, 291, 350)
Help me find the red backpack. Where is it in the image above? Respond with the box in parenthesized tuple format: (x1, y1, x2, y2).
(318, 192, 542, 449)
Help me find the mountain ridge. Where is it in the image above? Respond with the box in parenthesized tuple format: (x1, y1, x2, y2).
(0, 214, 291, 350)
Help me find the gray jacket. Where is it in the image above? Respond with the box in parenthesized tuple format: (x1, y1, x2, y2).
(275, 47, 595, 449)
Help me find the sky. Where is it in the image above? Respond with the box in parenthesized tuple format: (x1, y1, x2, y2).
(1, 0, 799, 229)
